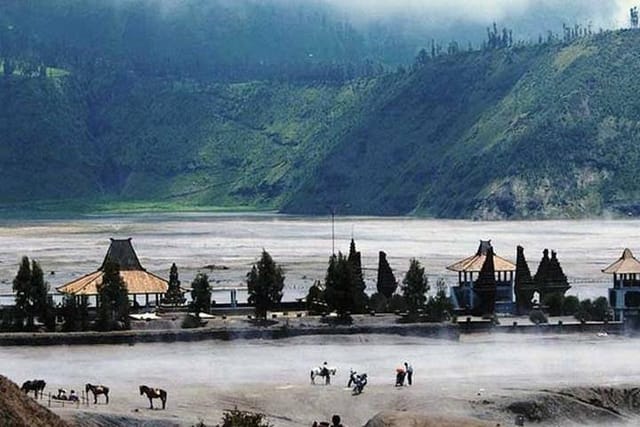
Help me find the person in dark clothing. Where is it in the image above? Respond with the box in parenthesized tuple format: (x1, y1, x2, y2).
(348, 369, 357, 388)
(331, 414, 344, 427)
(395, 366, 405, 386)
(321, 361, 329, 378)
(404, 362, 414, 386)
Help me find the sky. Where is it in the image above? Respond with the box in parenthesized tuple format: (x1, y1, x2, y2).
(328, 0, 635, 27)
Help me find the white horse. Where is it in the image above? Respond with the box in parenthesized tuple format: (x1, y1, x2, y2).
(310, 366, 337, 385)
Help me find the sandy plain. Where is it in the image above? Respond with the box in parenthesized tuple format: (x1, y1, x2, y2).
(2, 331, 640, 426)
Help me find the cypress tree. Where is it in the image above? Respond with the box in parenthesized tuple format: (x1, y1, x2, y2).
(515, 245, 535, 313)
(474, 247, 497, 315)
(348, 239, 367, 312)
(377, 251, 397, 299)
(163, 263, 185, 306)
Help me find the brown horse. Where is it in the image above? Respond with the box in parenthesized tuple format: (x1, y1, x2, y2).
(21, 380, 46, 399)
(85, 383, 109, 404)
(139, 385, 167, 409)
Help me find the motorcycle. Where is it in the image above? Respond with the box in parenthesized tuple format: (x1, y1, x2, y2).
(352, 373, 367, 395)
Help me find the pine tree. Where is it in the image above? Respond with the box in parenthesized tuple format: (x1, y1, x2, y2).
(324, 253, 354, 317)
(12, 257, 52, 330)
(425, 278, 453, 322)
(97, 261, 130, 331)
(61, 294, 89, 332)
(324, 251, 368, 317)
(401, 259, 429, 314)
(247, 250, 285, 319)
(305, 281, 326, 314)
(12, 256, 31, 330)
(30, 260, 51, 328)
(190, 273, 212, 316)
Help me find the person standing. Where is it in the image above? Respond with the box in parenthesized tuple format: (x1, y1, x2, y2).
(331, 415, 344, 427)
(404, 362, 414, 386)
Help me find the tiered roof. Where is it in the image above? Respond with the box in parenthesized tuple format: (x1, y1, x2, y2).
(533, 249, 570, 293)
(515, 245, 535, 290)
(602, 248, 640, 275)
(446, 240, 516, 273)
(57, 238, 168, 296)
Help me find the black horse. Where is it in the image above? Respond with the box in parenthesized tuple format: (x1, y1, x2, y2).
(21, 380, 46, 399)
(139, 385, 167, 410)
(85, 383, 109, 404)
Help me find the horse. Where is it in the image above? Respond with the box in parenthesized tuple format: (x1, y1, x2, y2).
(85, 383, 109, 404)
(139, 385, 167, 409)
(21, 380, 46, 399)
(310, 366, 336, 385)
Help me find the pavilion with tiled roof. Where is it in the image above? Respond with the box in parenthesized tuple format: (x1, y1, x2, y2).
(57, 238, 168, 307)
(447, 240, 516, 314)
(603, 248, 640, 322)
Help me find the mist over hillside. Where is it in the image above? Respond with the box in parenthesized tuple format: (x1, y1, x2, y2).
(2, 0, 640, 218)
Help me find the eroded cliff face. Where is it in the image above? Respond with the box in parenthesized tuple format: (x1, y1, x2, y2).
(0, 375, 71, 427)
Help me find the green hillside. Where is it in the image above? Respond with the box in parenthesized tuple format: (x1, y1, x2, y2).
(285, 30, 640, 218)
(3, 19, 640, 218)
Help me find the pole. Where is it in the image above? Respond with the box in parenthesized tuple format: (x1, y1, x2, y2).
(331, 209, 335, 256)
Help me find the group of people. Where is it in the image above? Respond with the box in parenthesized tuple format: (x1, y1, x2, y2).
(317, 360, 414, 390)
(395, 362, 413, 387)
(53, 388, 79, 402)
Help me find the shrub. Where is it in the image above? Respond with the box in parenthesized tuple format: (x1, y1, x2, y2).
(591, 297, 611, 321)
(218, 407, 272, 427)
(368, 292, 388, 313)
(424, 289, 453, 322)
(529, 309, 548, 325)
(181, 314, 202, 329)
(575, 299, 593, 322)
(543, 293, 563, 316)
(387, 294, 408, 312)
(563, 295, 580, 315)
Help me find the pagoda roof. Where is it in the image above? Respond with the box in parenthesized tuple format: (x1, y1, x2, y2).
(602, 248, 640, 274)
(447, 240, 516, 273)
(57, 270, 168, 296)
(100, 238, 143, 271)
(57, 238, 168, 296)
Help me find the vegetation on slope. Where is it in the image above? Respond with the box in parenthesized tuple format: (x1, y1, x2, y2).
(286, 30, 640, 218)
(3, 0, 640, 218)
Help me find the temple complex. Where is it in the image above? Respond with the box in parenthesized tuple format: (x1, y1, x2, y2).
(602, 248, 640, 322)
(447, 240, 516, 314)
(57, 238, 168, 308)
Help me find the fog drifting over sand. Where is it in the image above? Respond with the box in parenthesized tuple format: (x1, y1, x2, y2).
(2, 333, 639, 426)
